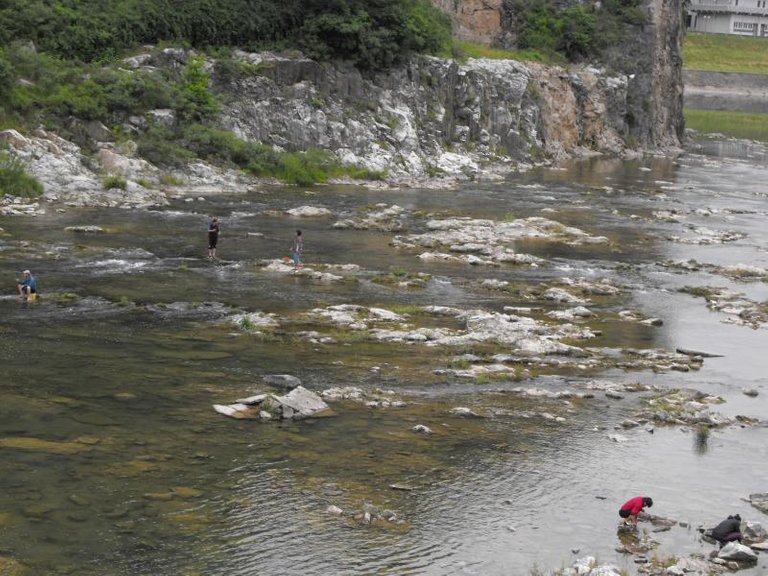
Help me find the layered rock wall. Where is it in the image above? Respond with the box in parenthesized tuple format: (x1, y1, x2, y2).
(432, 0, 503, 45)
(217, 52, 630, 179)
(433, 0, 685, 150)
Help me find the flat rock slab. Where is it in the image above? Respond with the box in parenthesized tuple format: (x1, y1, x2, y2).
(212, 403, 259, 419)
(275, 386, 329, 418)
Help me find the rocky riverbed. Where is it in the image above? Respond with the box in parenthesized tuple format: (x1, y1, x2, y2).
(0, 142, 767, 575)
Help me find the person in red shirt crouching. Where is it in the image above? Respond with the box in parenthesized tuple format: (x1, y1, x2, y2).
(619, 496, 653, 526)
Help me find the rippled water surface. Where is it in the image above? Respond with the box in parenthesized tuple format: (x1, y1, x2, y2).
(1, 147, 768, 575)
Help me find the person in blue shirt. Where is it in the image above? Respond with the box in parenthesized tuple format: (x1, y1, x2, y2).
(17, 269, 37, 299)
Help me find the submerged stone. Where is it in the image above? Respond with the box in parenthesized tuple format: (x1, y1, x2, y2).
(0, 555, 26, 576)
(0, 437, 94, 454)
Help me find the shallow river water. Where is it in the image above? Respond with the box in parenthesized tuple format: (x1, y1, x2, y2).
(1, 141, 768, 576)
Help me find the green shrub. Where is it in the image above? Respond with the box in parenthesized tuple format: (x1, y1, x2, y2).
(0, 50, 14, 103)
(517, 5, 560, 54)
(94, 68, 176, 113)
(160, 174, 185, 186)
(102, 174, 127, 190)
(277, 149, 333, 185)
(44, 80, 108, 120)
(137, 125, 194, 167)
(297, 0, 452, 69)
(175, 56, 218, 121)
(0, 151, 43, 197)
(558, 5, 596, 60)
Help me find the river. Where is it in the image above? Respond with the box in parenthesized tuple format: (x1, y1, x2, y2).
(1, 139, 767, 575)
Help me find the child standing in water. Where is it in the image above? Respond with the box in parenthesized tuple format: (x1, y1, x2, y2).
(207, 218, 220, 259)
(291, 229, 303, 271)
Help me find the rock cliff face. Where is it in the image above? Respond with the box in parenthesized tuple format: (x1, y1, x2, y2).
(217, 51, 645, 180)
(3, 0, 684, 197)
(432, 0, 504, 45)
(627, 0, 685, 149)
(431, 0, 685, 150)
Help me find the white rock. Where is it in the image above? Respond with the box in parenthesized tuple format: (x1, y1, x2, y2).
(718, 541, 758, 562)
(286, 205, 332, 217)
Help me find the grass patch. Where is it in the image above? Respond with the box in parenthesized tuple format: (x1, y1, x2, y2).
(102, 174, 127, 190)
(685, 109, 768, 142)
(452, 41, 559, 64)
(160, 174, 185, 186)
(684, 32, 768, 74)
(388, 304, 425, 316)
(0, 150, 43, 198)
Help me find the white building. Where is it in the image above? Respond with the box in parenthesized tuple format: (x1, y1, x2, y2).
(688, 0, 768, 36)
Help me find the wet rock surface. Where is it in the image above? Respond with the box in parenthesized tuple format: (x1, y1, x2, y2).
(214, 386, 330, 420)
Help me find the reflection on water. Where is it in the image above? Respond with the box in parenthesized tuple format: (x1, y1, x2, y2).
(1, 150, 768, 575)
(694, 427, 710, 456)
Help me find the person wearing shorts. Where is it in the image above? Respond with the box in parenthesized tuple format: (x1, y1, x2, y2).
(17, 269, 37, 300)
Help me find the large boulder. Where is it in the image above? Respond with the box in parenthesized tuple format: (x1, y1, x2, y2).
(717, 541, 758, 562)
(274, 386, 330, 419)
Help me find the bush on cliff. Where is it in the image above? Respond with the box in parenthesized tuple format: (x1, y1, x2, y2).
(512, 0, 645, 62)
(0, 150, 43, 198)
(0, 0, 452, 70)
(138, 123, 384, 184)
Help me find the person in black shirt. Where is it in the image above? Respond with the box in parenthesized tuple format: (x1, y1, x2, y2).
(207, 218, 220, 259)
(711, 514, 742, 547)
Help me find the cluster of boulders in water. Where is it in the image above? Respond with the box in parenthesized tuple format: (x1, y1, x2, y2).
(567, 511, 768, 576)
(5, 159, 767, 571)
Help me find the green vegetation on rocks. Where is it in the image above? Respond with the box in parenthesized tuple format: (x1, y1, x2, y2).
(0, 149, 42, 197)
(510, 0, 646, 62)
(0, 0, 451, 70)
(0, 1, 448, 186)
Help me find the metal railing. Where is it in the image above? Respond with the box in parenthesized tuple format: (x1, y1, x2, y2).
(689, 2, 768, 15)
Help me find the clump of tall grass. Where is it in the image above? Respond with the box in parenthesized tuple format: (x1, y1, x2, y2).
(452, 41, 558, 64)
(102, 174, 127, 190)
(0, 150, 43, 197)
